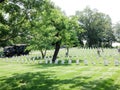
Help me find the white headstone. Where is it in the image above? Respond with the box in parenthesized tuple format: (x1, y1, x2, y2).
(104, 60, 108, 66)
(6, 59, 8, 62)
(114, 60, 119, 66)
(45, 60, 48, 64)
(55, 60, 58, 64)
(16, 59, 19, 63)
(50, 60, 52, 64)
(39, 60, 42, 64)
(84, 60, 88, 65)
(44, 57, 47, 61)
(21, 59, 24, 64)
(24, 59, 26, 64)
(76, 60, 79, 64)
(68, 60, 72, 64)
(92, 62, 96, 65)
(61, 60, 64, 64)
(32, 58, 35, 62)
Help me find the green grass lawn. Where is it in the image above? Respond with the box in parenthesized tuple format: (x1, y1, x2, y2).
(0, 48, 120, 90)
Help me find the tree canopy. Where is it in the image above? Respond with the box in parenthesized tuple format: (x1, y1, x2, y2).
(113, 22, 120, 42)
(0, 1, 117, 61)
(76, 7, 115, 47)
(0, 0, 83, 61)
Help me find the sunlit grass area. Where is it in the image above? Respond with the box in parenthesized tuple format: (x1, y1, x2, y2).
(0, 48, 120, 90)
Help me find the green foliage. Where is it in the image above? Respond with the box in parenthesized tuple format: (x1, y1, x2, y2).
(113, 22, 120, 42)
(61, 16, 83, 47)
(76, 7, 115, 47)
(0, 0, 29, 46)
(0, 0, 83, 60)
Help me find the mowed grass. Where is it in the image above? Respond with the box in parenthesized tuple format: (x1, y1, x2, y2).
(0, 48, 120, 90)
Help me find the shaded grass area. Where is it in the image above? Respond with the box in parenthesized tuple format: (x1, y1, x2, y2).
(0, 72, 120, 90)
(0, 60, 120, 90)
(0, 48, 120, 90)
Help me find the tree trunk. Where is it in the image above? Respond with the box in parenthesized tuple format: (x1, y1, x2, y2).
(40, 49, 47, 59)
(52, 41, 61, 62)
(88, 40, 92, 47)
(65, 47, 69, 57)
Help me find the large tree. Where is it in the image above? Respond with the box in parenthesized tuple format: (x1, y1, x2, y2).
(0, 0, 30, 46)
(0, 0, 49, 47)
(27, 4, 56, 58)
(49, 11, 82, 62)
(0, 0, 83, 61)
(61, 16, 83, 57)
(76, 7, 114, 47)
(113, 22, 120, 42)
(27, 3, 82, 60)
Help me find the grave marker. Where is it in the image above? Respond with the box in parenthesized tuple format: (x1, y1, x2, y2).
(61, 60, 65, 64)
(21, 59, 24, 64)
(50, 60, 52, 64)
(76, 60, 79, 64)
(84, 60, 88, 65)
(91, 62, 96, 65)
(68, 60, 72, 64)
(45, 60, 48, 64)
(114, 60, 119, 66)
(6, 59, 8, 62)
(55, 60, 58, 64)
(39, 60, 42, 64)
(104, 60, 108, 66)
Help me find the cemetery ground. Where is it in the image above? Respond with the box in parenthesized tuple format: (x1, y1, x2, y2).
(0, 48, 120, 90)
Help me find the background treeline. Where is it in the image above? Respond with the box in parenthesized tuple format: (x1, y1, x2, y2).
(0, 0, 120, 61)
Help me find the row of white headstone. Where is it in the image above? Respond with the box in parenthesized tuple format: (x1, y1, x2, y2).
(4, 58, 119, 66)
(45, 59, 119, 66)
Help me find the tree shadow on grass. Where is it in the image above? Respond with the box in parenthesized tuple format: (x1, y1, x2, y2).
(28, 63, 71, 69)
(68, 77, 120, 90)
(0, 71, 120, 90)
(0, 71, 58, 90)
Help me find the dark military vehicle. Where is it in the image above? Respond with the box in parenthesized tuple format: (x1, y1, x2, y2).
(4, 44, 30, 57)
